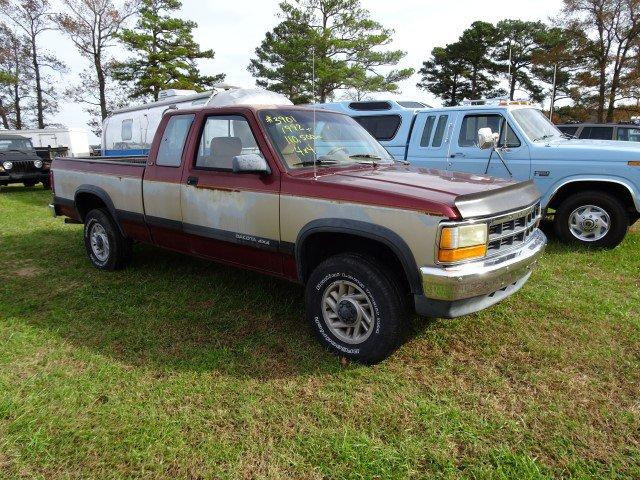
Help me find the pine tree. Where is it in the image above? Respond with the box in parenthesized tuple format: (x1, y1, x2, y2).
(249, 0, 413, 103)
(112, 0, 224, 101)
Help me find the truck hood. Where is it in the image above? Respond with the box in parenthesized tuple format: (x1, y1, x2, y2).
(0, 150, 41, 162)
(539, 138, 640, 161)
(310, 164, 540, 219)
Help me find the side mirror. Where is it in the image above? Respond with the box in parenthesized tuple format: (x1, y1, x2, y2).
(478, 127, 499, 150)
(232, 154, 271, 175)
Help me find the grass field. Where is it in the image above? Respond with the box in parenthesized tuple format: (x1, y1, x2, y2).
(0, 186, 638, 479)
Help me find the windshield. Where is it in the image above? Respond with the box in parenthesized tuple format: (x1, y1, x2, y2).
(0, 137, 34, 151)
(258, 109, 394, 169)
(511, 108, 563, 142)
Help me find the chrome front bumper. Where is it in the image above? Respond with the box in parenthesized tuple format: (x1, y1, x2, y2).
(420, 228, 547, 302)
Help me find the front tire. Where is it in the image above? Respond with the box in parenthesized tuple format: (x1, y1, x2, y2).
(84, 209, 132, 270)
(23, 181, 36, 188)
(554, 191, 628, 248)
(305, 253, 408, 364)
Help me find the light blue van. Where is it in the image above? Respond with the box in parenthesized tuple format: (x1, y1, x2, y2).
(319, 100, 640, 248)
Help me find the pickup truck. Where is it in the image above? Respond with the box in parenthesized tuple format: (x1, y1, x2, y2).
(0, 133, 50, 188)
(49, 101, 546, 364)
(320, 100, 640, 248)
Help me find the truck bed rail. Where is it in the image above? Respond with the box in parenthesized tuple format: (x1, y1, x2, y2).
(54, 155, 148, 166)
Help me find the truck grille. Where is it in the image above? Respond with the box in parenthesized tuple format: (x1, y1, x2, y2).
(9, 160, 38, 173)
(486, 202, 542, 255)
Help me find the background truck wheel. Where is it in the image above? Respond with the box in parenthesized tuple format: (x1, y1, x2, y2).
(41, 178, 51, 189)
(83, 209, 132, 270)
(23, 181, 36, 188)
(305, 253, 409, 364)
(554, 191, 628, 248)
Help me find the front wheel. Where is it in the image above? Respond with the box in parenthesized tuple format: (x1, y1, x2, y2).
(305, 253, 408, 364)
(554, 191, 628, 248)
(23, 181, 36, 188)
(83, 209, 132, 270)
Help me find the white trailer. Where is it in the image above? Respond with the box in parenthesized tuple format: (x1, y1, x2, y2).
(102, 86, 292, 157)
(0, 128, 91, 157)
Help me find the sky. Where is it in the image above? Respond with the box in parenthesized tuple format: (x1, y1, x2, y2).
(45, 0, 564, 142)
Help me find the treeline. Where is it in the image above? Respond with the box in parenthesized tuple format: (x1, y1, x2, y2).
(1, 0, 639, 135)
(0, 0, 223, 134)
(418, 1, 640, 123)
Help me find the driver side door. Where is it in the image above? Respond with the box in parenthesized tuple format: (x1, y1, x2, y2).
(448, 112, 531, 182)
(180, 112, 283, 274)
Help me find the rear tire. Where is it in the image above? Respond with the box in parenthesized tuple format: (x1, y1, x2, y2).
(84, 209, 132, 270)
(554, 191, 628, 248)
(305, 253, 408, 364)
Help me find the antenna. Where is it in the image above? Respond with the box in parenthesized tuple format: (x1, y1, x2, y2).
(508, 45, 513, 100)
(312, 46, 317, 180)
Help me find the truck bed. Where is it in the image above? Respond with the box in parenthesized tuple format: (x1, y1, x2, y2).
(51, 156, 147, 225)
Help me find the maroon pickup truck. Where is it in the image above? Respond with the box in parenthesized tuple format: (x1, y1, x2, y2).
(50, 102, 546, 363)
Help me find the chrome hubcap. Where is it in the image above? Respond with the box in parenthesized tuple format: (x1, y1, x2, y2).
(89, 223, 110, 262)
(322, 280, 374, 344)
(568, 205, 610, 242)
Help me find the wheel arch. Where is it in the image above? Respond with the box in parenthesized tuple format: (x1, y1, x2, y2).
(74, 185, 126, 236)
(295, 218, 422, 295)
(545, 178, 639, 215)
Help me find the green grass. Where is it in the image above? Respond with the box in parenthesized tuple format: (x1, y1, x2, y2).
(0, 185, 638, 479)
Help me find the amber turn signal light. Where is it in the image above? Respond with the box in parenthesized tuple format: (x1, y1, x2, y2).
(438, 244, 487, 263)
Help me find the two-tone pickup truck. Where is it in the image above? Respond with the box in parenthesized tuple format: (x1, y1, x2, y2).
(320, 99, 640, 248)
(50, 98, 546, 363)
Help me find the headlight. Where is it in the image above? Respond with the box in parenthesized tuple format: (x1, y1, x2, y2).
(2, 161, 13, 171)
(438, 223, 488, 263)
(34, 159, 43, 169)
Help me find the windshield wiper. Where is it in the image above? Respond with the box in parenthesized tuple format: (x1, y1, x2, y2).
(532, 134, 555, 142)
(291, 158, 339, 167)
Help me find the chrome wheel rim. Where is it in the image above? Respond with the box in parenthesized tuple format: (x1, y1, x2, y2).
(568, 205, 610, 242)
(321, 280, 375, 345)
(89, 223, 110, 262)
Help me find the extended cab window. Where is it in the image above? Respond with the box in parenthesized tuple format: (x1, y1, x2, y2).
(617, 127, 640, 142)
(155, 114, 194, 167)
(354, 115, 401, 141)
(420, 116, 436, 147)
(431, 115, 448, 147)
(459, 114, 520, 148)
(580, 126, 613, 140)
(195, 115, 261, 171)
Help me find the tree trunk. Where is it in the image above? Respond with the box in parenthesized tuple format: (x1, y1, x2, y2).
(597, 62, 606, 123)
(509, 71, 517, 101)
(0, 99, 9, 129)
(13, 81, 22, 129)
(94, 53, 108, 120)
(30, 38, 45, 129)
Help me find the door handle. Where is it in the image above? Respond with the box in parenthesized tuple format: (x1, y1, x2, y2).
(450, 152, 466, 158)
(186, 176, 199, 186)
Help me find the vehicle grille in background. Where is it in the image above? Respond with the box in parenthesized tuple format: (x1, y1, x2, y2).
(10, 161, 37, 173)
(486, 202, 541, 255)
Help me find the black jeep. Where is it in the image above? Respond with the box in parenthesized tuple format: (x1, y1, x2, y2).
(0, 134, 50, 188)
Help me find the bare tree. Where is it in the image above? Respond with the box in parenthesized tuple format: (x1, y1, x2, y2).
(0, 0, 65, 128)
(561, 0, 640, 122)
(56, 0, 137, 123)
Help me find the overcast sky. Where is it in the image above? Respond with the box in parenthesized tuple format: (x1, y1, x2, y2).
(45, 0, 564, 141)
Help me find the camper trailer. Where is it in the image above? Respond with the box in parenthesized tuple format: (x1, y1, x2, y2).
(1, 128, 91, 158)
(101, 86, 292, 157)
